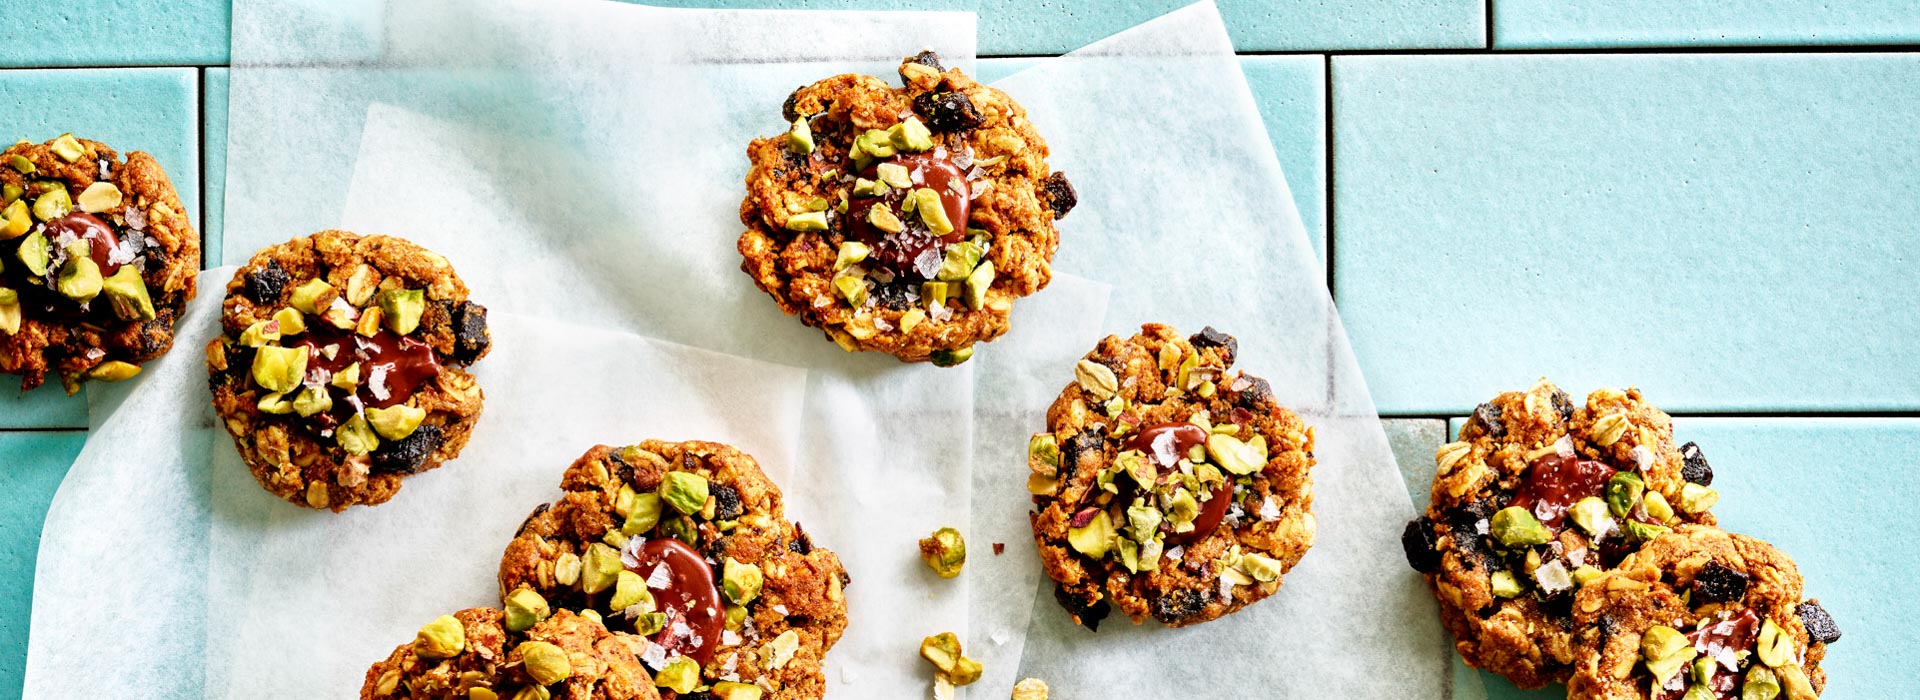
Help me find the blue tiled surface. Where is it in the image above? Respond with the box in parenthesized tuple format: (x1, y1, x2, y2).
(202, 68, 227, 264)
(0, 432, 85, 695)
(3, 0, 231, 67)
(1495, 0, 1920, 49)
(1331, 53, 1920, 416)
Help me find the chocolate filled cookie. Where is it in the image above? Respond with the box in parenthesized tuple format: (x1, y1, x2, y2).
(737, 51, 1075, 367)
(0, 134, 198, 392)
(362, 607, 661, 700)
(207, 230, 491, 511)
(1027, 324, 1316, 629)
(1567, 525, 1837, 700)
(1400, 381, 1722, 689)
(498, 441, 848, 699)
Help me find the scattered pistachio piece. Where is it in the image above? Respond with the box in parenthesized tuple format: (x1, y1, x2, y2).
(1, 183, 19, 206)
(101, 266, 156, 321)
(899, 307, 926, 333)
(660, 471, 710, 516)
(250, 345, 308, 394)
(1679, 483, 1719, 513)
(1605, 471, 1645, 518)
(930, 346, 972, 367)
(1645, 490, 1675, 523)
(32, 187, 71, 222)
(344, 264, 381, 306)
(413, 615, 466, 659)
(256, 392, 294, 414)
(50, 134, 85, 162)
(76, 182, 121, 213)
(377, 288, 425, 336)
(16, 230, 48, 273)
(919, 632, 962, 673)
(918, 527, 967, 578)
(581, 542, 622, 595)
(87, 360, 140, 382)
(963, 259, 994, 310)
(786, 117, 814, 155)
(1028, 433, 1061, 471)
(867, 205, 905, 234)
(1490, 570, 1522, 598)
(0, 289, 19, 335)
(946, 656, 985, 686)
(6, 154, 33, 175)
(366, 404, 427, 441)
(610, 569, 654, 612)
(1623, 520, 1670, 543)
(890, 116, 935, 152)
(1, 200, 30, 239)
(721, 557, 765, 604)
(1572, 565, 1604, 587)
(289, 278, 337, 315)
(652, 657, 700, 693)
(238, 320, 280, 347)
(516, 641, 572, 686)
(834, 241, 870, 271)
(470, 689, 498, 700)
(1742, 666, 1781, 700)
(292, 386, 333, 417)
(712, 681, 765, 700)
(1066, 510, 1114, 559)
(876, 162, 912, 190)
(916, 188, 954, 235)
(1206, 433, 1270, 476)
(1756, 618, 1794, 668)
(622, 492, 663, 534)
(921, 280, 952, 309)
(832, 274, 867, 307)
(273, 307, 306, 336)
(1074, 359, 1119, 400)
(1641, 625, 1698, 686)
(779, 210, 826, 232)
(934, 241, 983, 281)
(337, 413, 381, 455)
(56, 256, 102, 303)
(503, 587, 552, 632)
(1568, 496, 1613, 536)
(1239, 552, 1284, 583)
(1491, 506, 1553, 547)
(763, 629, 801, 670)
(860, 129, 897, 159)
(330, 362, 362, 392)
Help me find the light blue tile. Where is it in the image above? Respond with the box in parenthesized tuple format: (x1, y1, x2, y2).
(1387, 417, 1447, 512)
(0, 431, 85, 698)
(0, 67, 200, 428)
(640, 0, 1484, 52)
(1495, 0, 1920, 49)
(203, 68, 227, 264)
(1331, 54, 1920, 415)
(1, 0, 230, 67)
(981, 56, 1328, 262)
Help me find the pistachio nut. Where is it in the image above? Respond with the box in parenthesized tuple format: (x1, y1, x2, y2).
(660, 471, 710, 516)
(916, 188, 953, 235)
(1489, 570, 1522, 598)
(1206, 433, 1270, 476)
(0, 290, 19, 335)
(711, 680, 766, 700)
(1679, 483, 1719, 514)
(867, 205, 904, 234)
(1572, 565, 1604, 587)
(96, 266, 156, 321)
(239, 320, 281, 347)
(724, 603, 749, 631)
(857, 129, 897, 160)
(1074, 359, 1118, 400)
(250, 345, 309, 394)
(553, 552, 582, 587)
(876, 162, 912, 190)
(890, 116, 935, 152)
(51, 133, 85, 162)
(1623, 520, 1670, 543)
(1, 182, 19, 206)
(963, 259, 994, 310)
(366, 404, 427, 441)
(1645, 490, 1675, 523)
(610, 569, 654, 612)
(853, 178, 880, 197)
(580, 542, 623, 594)
(578, 608, 604, 628)
(1691, 655, 1716, 686)
(721, 556, 766, 604)
(292, 386, 333, 417)
(919, 632, 963, 673)
(1680, 686, 1714, 700)
(256, 391, 294, 414)
(1742, 666, 1781, 700)
(1491, 506, 1553, 548)
(6, 154, 33, 175)
(921, 280, 953, 309)
(632, 611, 667, 636)
(786, 117, 814, 155)
(934, 241, 984, 282)
(835, 241, 870, 271)
(289, 278, 338, 315)
(1125, 502, 1163, 541)
(660, 516, 698, 547)
(946, 656, 985, 686)
(1755, 618, 1794, 668)
(337, 413, 381, 455)
(1163, 488, 1199, 531)
(376, 288, 425, 336)
(413, 614, 467, 659)
(622, 492, 663, 534)
(1238, 552, 1284, 583)
(1115, 537, 1142, 573)
(900, 306, 926, 333)
(1777, 665, 1818, 700)
(1605, 471, 1646, 518)
(76, 181, 121, 214)
(2, 200, 30, 239)
(87, 360, 140, 382)
(645, 654, 695, 692)
(930, 346, 973, 367)
(1011, 678, 1050, 700)
(1028, 433, 1060, 473)
(1066, 510, 1114, 559)
(16, 229, 48, 274)
(32, 186, 70, 222)
(514, 641, 571, 686)
(469, 689, 498, 700)
(330, 362, 362, 392)
(510, 687, 551, 700)
(764, 628, 802, 669)
(344, 264, 381, 306)
(832, 273, 867, 307)
(1641, 625, 1698, 685)
(918, 527, 966, 579)
(56, 256, 102, 303)
(273, 307, 306, 337)
(1569, 496, 1613, 537)
(503, 587, 552, 632)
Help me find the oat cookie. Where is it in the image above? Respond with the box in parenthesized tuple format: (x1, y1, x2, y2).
(498, 441, 849, 699)
(1027, 324, 1316, 628)
(362, 607, 661, 700)
(1567, 525, 1837, 700)
(0, 134, 197, 392)
(1400, 380, 1721, 689)
(207, 230, 491, 511)
(738, 51, 1075, 366)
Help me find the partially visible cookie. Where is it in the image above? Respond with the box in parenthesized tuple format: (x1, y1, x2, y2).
(361, 607, 661, 700)
(0, 134, 198, 392)
(1566, 525, 1837, 700)
(1400, 381, 1721, 689)
(207, 230, 491, 511)
(1028, 324, 1316, 629)
(498, 441, 848, 699)
(738, 51, 1075, 366)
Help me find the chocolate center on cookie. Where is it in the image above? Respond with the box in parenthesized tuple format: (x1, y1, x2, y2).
(43, 211, 127, 276)
(626, 537, 724, 665)
(293, 324, 441, 414)
(1124, 423, 1231, 547)
(847, 149, 970, 278)
(1511, 453, 1616, 529)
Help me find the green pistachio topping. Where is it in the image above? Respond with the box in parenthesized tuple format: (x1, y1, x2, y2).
(289, 278, 337, 315)
(16, 231, 49, 275)
(503, 587, 552, 632)
(947, 656, 985, 686)
(930, 346, 973, 367)
(1605, 471, 1646, 518)
(1679, 483, 1719, 514)
(1569, 496, 1614, 536)
(860, 129, 897, 159)
(0, 289, 19, 335)
(7, 155, 33, 175)
(292, 386, 333, 418)
(711, 681, 765, 700)
(101, 266, 156, 321)
(50, 134, 85, 162)
(1028, 433, 1060, 471)
(915, 188, 954, 235)
(934, 241, 983, 281)
(32, 187, 71, 222)
(723, 556, 766, 603)
(516, 641, 572, 686)
(274, 307, 306, 336)
(337, 413, 381, 455)
(660, 471, 710, 516)
(256, 391, 294, 415)
(377, 288, 426, 336)
(239, 320, 280, 347)
(1, 200, 30, 239)
(918, 527, 966, 579)
(654, 656, 699, 694)
(919, 632, 962, 673)
(250, 345, 308, 394)
(1066, 510, 1114, 559)
(1623, 520, 1670, 542)
(1645, 489, 1675, 522)
(581, 541, 622, 594)
(963, 259, 994, 310)
(366, 404, 426, 441)
(852, 178, 879, 197)
(56, 256, 102, 303)
(785, 211, 828, 232)
(786, 117, 814, 155)
(1490, 570, 1522, 598)
(832, 273, 867, 307)
(622, 492, 664, 534)
(1490, 506, 1553, 547)
(1743, 666, 1781, 700)
(921, 280, 952, 308)
(876, 162, 912, 189)
(76, 182, 121, 214)
(1756, 618, 1794, 668)
(413, 615, 466, 659)
(1642, 624, 1698, 685)
(1206, 433, 1270, 476)
(1239, 552, 1284, 582)
(890, 116, 935, 152)
(834, 241, 870, 270)
(610, 569, 654, 612)
(330, 362, 361, 392)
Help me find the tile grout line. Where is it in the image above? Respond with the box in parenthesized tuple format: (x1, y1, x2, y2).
(1322, 55, 1335, 302)
(1484, 0, 1495, 49)
(196, 67, 208, 269)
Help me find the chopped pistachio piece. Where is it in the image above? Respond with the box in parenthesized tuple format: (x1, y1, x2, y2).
(377, 288, 425, 336)
(344, 264, 381, 306)
(32, 187, 70, 222)
(2, 200, 30, 239)
(919, 632, 962, 673)
(101, 266, 156, 321)
(922, 280, 953, 308)
(711, 681, 765, 700)
(238, 320, 278, 349)
(1238, 552, 1284, 582)
(786, 210, 829, 232)
(722, 557, 765, 604)
(1066, 510, 1114, 559)
(1623, 520, 1670, 543)
(366, 404, 427, 441)
(918, 527, 966, 578)
(292, 386, 333, 417)
(875, 162, 912, 189)
(1645, 489, 1675, 523)
(413, 615, 466, 659)
(503, 587, 552, 632)
(653, 655, 698, 693)
(1569, 496, 1613, 536)
(963, 259, 994, 310)
(56, 256, 101, 303)
(330, 362, 361, 392)
(553, 552, 582, 587)
(250, 345, 308, 394)
(337, 413, 381, 455)
(660, 472, 709, 516)
(6, 154, 33, 174)
(0, 290, 19, 335)
(1163, 488, 1199, 531)
(860, 129, 898, 159)
(1642, 625, 1698, 685)
(632, 611, 667, 636)
(1206, 433, 1270, 476)
(786, 117, 814, 154)
(622, 492, 663, 534)
(899, 307, 926, 333)
(273, 307, 306, 336)
(1028, 433, 1061, 471)
(1490, 570, 1522, 598)
(946, 656, 985, 686)
(1756, 618, 1794, 667)
(516, 640, 572, 686)
(1490, 506, 1553, 547)
(1679, 483, 1719, 513)
(1605, 471, 1645, 518)
(87, 360, 141, 382)
(832, 273, 867, 307)
(890, 116, 936, 152)
(289, 278, 337, 315)
(1572, 565, 1604, 587)
(16, 230, 48, 274)
(916, 188, 954, 235)
(1743, 666, 1781, 700)
(930, 346, 972, 367)
(867, 205, 904, 234)
(76, 182, 121, 213)
(610, 569, 654, 612)
(581, 542, 622, 594)
(934, 241, 984, 281)
(50, 134, 85, 162)
(852, 178, 880, 197)
(257, 391, 294, 414)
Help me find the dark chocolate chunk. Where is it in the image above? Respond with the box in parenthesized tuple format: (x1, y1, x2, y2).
(781, 87, 804, 122)
(1188, 326, 1238, 363)
(448, 300, 491, 366)
(514, 502, 551, 538)
(370, 424, 444, 474)
(711, 484, 743, 521)
(1402, 517, 1443, 574)
(871, 281, 914, 311)
(1445, 500, 1496, 566)
(1055, 585, 1110, 632)
(243, 260, 290, 305)
(1044, 171, 1077, 219)
(1470, 402, 1506, 440)
(912, 90, 984, 132)
(1680, 441, 1713, 486)
(907, 50, 944, 72)
(1231, 375, 1274, 411)
(1058, 430, 1106, 483)
(1597, 613, 1620, 641)
(1796, 600, 1842, 644)
(1551, 389, 1575, 422)
(1691, 561, 1749, 604)
(788, 523, 814, 555)
(1152, 587, 1213, 624)
(679, 693, 714, 700)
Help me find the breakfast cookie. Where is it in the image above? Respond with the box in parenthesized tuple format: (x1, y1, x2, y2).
(1567, 525, 1838, 700)
(1399, 380, 1722, 689)
(498, 441, 849, 699)
(0, 134, 197, 392)
(1027, 324, 1316, 629)
(362, 607, 662, 700)
(207, 230, 491, 511)
(737, 51, 1075, 367)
